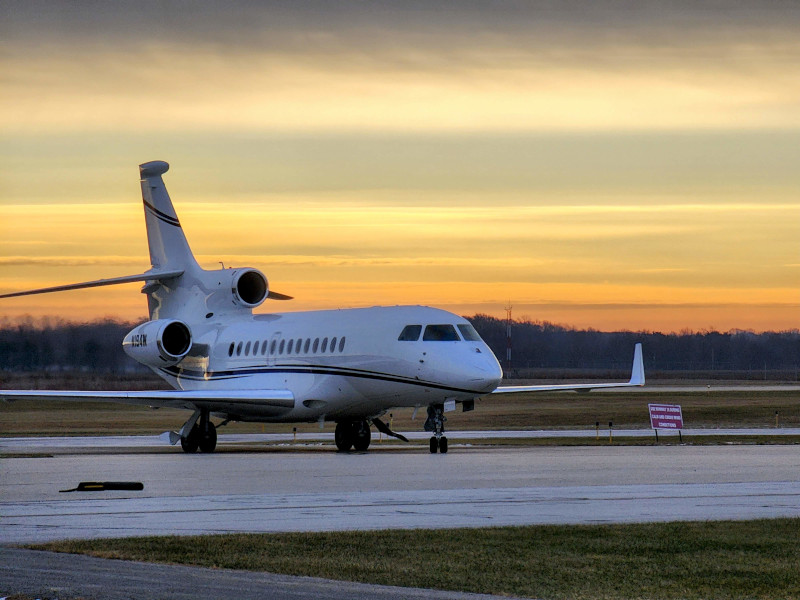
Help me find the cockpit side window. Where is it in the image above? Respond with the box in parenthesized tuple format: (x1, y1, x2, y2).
(398, 325, 422, 341)
(457, 323, 482, 342)
(423, 324, 460, 341)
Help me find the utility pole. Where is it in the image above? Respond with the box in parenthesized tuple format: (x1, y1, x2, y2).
(505, 303, 513, 376)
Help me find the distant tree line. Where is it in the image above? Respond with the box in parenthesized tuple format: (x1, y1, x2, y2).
(1, 315, 799, 379)
(470, 315, 800, 379)
(0, 318, 147, 374)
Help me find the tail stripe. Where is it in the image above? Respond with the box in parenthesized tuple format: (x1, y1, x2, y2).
(143, 200, 181, 228)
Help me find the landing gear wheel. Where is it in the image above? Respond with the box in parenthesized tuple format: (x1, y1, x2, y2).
(199, 421, 217, 453)
(335, 421, 353, 452)
(180, 425, 200, 453)
(352, 420, 371, 451)
(336, 420, 372, 452)
(425, 404, 448, 454)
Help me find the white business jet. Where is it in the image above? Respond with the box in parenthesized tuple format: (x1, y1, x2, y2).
(0, 161, 644, 454)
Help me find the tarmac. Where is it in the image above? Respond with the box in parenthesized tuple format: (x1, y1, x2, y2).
(3, 433, 800, 598)
(1, 547, 522, 600)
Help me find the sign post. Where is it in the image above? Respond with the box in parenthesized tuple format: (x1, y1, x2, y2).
(648, 404, 683, 443)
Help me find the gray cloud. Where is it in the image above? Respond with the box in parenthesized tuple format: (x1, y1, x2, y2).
(4, 1, 800, 53)
(0, 256, 144, 267)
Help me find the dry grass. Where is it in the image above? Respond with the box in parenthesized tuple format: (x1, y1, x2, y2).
(2, 372, 800, 437)
(33, 519, 800, 600)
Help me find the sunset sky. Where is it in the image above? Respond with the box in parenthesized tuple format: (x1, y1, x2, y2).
(1, 1, 799, 332)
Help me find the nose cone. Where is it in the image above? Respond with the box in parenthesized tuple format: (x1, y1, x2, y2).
(464, 351, 503, 393)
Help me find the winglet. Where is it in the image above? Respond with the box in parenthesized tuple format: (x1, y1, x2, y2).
(629, 343, 645, 386)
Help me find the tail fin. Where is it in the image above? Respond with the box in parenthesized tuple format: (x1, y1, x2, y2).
(139, 161, 200, 273)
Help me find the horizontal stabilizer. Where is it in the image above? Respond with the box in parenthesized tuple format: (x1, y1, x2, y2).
(267, 290, 294, 301)
(0, 269, 184, 299)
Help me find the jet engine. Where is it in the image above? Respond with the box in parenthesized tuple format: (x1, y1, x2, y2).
(228, 268, 269, 308)
(122, 319, 192, 367)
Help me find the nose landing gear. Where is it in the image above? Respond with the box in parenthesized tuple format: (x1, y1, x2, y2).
(425, 404, 448, 454)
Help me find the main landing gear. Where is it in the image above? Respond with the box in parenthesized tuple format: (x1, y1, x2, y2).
(335, 417, 410, 452)
(180, 409, 217, 453)
(335, 419, 372, 452)
(425, 404, 448, 454)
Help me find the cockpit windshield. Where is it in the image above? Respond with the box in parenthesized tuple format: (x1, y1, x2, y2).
(398, 322, 483, 342)
(423, 324, 460, 341)
(457, 323, 482, 341)
(398, 325, 422, 341)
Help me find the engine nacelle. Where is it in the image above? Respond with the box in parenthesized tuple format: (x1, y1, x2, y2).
(122, 319, 192, 367)
(228, 268, 269, 308)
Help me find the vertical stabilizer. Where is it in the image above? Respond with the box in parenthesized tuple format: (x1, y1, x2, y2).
(139, 161, 200, 272)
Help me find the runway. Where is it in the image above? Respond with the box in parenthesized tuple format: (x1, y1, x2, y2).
(4, 427, 800, 453)
(3, 440, 800, 544)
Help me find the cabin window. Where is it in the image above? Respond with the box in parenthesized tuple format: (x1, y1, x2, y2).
(321, 337, 328, 352)
(423, 324, 459, 341)
(398, 325, 422, 341)
(245, 341, 251, 356)
(270, 339, 277, 355)
(236, 342, 243, 356)
(296, 338, 302, 353)
(304, 339, 310, 353)
(330, 337, 337, 352)
(279, 340, 285, 354)
(228, 342, 234, 357)
(261, 341, 268, 355)
(458, 324, 481, 342)
(287, 339, 294, 354)
(339, 337, 346, 352)
(313, 338, 319, 353)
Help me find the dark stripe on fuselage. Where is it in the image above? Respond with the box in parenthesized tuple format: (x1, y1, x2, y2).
(143, 200, 181, 227)
(159, 364, 487, 396)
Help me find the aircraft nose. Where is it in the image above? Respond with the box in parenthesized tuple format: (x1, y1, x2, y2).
(466, 353, 503, 393)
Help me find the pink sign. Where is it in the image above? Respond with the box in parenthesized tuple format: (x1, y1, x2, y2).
(649, 404, 683, 430)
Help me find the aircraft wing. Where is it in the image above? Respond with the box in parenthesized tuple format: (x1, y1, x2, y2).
(0, 269, 184, 299)
(492, 343, 644, 394)
(0, 389, 295, 413)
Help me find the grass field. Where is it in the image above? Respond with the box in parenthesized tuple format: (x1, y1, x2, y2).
(2, 375, 799, 437)
(32, 519, 800, 600)
(7, 373, 800, 598)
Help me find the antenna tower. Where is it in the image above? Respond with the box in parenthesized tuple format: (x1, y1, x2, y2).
(505, 302, 513, 374)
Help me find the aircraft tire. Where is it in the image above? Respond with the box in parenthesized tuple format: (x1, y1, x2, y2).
(180, 425, 200, 453)
(335, 421, 353, 452)
(429, 436, 438, 454)
(353, 420, 371, 451)
(439, 436, 448, 454)
(199, 421, 217, 453)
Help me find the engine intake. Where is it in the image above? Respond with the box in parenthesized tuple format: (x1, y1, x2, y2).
(123, 319, 192, 367)
(231, 268, 269, 308)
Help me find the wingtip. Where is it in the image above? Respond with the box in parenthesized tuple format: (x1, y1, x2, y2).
(629, 343, 645, 385)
